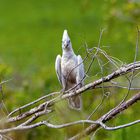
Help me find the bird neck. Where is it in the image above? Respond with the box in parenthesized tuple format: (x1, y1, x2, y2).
(62, 48, 75, 57)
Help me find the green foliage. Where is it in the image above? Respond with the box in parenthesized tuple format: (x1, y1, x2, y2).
(0, 0, 139, 139)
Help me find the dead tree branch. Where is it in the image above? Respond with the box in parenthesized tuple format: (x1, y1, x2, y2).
(70, 93, 140, 140)
(4, 61, 140, 124)
(0, 92, 139, 139)
(0, 29, 139, 140)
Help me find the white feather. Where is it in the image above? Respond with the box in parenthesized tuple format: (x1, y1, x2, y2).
(55, 55, 62, 85)
(55, 30, 85, 110)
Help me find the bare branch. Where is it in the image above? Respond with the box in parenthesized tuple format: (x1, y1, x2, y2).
(0, 120, 98, 134)
(0, 28, 139, 140)
(95, 85, 140, 90)
(8, 92, 59, 117)
(1, 92, 139, 139)
(5, 61, 140, 124)
(99, 120, 140, 130)
(64, 61, 140, 98)
(70, 93, 140, 140)
(118, 27, 139, 105)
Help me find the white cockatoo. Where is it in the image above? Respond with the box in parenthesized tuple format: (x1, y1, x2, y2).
(55, 30, 84, 110)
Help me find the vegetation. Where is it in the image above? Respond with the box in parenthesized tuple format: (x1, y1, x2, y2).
(0, 0, 140, 140)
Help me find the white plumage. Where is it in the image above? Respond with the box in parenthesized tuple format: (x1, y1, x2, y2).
(55, 30, 84, 110)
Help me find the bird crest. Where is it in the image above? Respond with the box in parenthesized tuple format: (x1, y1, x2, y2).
(62, 30, 72, 50)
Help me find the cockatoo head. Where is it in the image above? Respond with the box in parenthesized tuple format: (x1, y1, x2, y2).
(62, 30, 72, 50)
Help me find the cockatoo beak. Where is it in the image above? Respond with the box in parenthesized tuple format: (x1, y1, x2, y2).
(63, 41, 68, 48)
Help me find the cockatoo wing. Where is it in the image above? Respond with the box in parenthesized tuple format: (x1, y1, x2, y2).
(77, 55, 85, 86)
(55, 55, 62, 85)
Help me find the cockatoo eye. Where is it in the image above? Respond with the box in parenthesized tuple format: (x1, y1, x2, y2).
(68, 40, 70, 44)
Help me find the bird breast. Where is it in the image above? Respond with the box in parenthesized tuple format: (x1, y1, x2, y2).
(61, 56, 77, 83)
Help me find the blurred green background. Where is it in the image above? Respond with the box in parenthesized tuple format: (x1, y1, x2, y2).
(0, 0, 140, 140)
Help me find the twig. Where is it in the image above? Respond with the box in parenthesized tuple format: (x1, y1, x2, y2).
(8, 92, 59, 117)
(5, 61, 140, 123)
(99, 120, 140, 130)
(70, 93, 140, 140)
(87, 57, 106, 119)
(66, 28, 105, 92)
(63, 61, 140, 99)
(95, 85, 140, 90)
(119, 27, 139, 104)
(0, 120, 98, 134)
